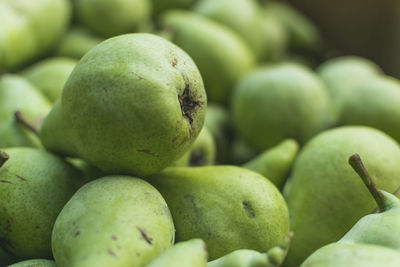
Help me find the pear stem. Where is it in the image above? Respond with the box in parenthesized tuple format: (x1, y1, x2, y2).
(14, 111, 39, 135)
(0, 151, 9, 168)
(348, 153, 386, 211)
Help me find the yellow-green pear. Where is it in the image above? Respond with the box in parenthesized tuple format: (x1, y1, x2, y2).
(147, 165, 290, 260)
(52, 176, 175, 267)
(0, 148, 82, 260)
(39, 33, 207, 177)
(22, 57, 77, 103)
(147, 239, 207, 267)
(242, 139, 299, 190)
(283, 126, 400, 267)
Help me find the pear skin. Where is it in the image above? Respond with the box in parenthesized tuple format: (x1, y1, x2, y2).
(147, 165, 290, 260)
(52, 176, 175, 267)
(7, 259, 56, 267)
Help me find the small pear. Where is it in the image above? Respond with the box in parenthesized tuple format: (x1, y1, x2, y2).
(22, 57, 77, 103)
(160, 10, 255, 103)
(74, 0, 151, 37)
(7, 259, 56, 267)
(55, 27, 104, 59)
(283, 126, 400, 267)
(300, 154, 400, 267)
(209, 233, 292, 267)
(52, 176, 175, 267)
(39, 33, 207, 177)
(0, 148, 82, 260)
(242, 139, 299, 190)
(231, 63, 330, 151)
(147, 239, 208, 267)
(0, 74, 51, 148)
(147, 165, 290, 260)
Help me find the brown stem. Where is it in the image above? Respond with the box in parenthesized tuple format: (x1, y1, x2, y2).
(348, 154, 386, 211)
(0, 151, 9, 168)
(14, 111, 39, 135)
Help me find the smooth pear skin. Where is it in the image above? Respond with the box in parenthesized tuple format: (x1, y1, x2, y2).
(0, 75, 51, 148)
(22, 57, 77, 103)
(74, 0, 151, 37)
(39, 33, 207, 177)
(52, 176, 175, 267)
(301, 243, 400, 267)
(161, 10, 255, 103)
(147, 165, 290, 260)
(0, 148, 82, 260)
(147, 239, 207, 267)
(340, 76, 400, 143)
(283, 126, 400, 267)
(232, 63, 330, 151)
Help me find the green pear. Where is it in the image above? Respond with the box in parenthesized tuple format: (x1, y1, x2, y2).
(300, 154, 400, 267)
(152, 0, 195, 15)
(39, 33, 207, 177)
(209, 233, 292, 267)
(0, 75, 51, 148)
(147, 165, 290, 260)
(339, 76, 400, 143)
(204, 103, 231, 164)
(231, 63, 330, 151)
(74, 0, 151, 37)
(1, 0, 71, 71)
(0, 148, 82, 260)
(301, 243, 400, 267)
(147, 239, 207, 267)
(243, 139, 299, 190)
(317, 56, 382, 124)
(160, 10, 255, 103)
(263, 1, 320, 53)
(174, 127, 216, 167)
(55, 27, 104, 59)
(52, 176, 175, 267)
(283, 126, 400, 267)
(7, 259, 56, 267)
(22, 57, 77, 103)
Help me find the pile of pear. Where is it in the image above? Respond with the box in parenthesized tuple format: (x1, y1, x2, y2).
(2, 0, 400, 266)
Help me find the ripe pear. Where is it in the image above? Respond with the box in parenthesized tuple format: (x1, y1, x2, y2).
(0, 148, 82, 260)
(1, 0, 71, 71)
(52, 176, 175, 267)
(243, 139, 299, 190)
(174, 126, 216, 167)
(317, 56, 382, 124)
(160, 10, 255, 103)
(339, 76, 400, 143)
(147, 165, 290, 260)
(0, 75, 51, 148)
(55, 27, 104, 59)
(7, 259, 56, 267)
(231, 63, 330, 151)
(283, 126, 400, 267)
(300, 154, 400, 266)
(147, 239, 207, 267)
(22, 57, 77, 103)
(39, 33, 207, 177)
(209, 233, 292, 267)
(74, 0, 151, 37)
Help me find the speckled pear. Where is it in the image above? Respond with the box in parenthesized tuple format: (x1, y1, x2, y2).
(39, 33, 207, 177)
(52, 176, 175, 267)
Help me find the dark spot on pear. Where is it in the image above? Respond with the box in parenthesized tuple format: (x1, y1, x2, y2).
(103, 87, 108, 93)
(137, 227, 152, 245)
(74, 231, 80, 237)
(242, 201, 256, 218)
(172, 57, 178, 67)
(15, 175, 27, 182)
(0, 180, 12, 184)
(112, 235, 117, 240)
(107, 249, 117, 258)
(137, 149, 160, 157)
(178, 84, 201, 126)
